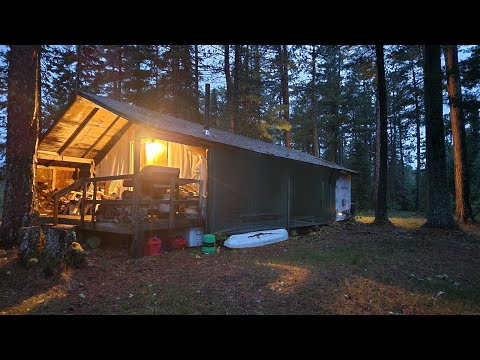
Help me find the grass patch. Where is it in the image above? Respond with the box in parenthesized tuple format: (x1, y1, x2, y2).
(356, 213, 425, 229)
(282, 244, 371, 267)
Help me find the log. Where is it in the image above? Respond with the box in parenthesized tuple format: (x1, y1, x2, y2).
(44, 225, 77, 260)
(18, 226, 45, 267)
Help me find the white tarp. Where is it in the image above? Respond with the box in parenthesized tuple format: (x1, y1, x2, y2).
(95, 125, 207, 207)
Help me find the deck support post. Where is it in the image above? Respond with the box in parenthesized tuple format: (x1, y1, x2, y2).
(91, 178, 97, 228)
(81, 181, 87, 226)
(168, 176, 175, 230)
(130, 130, 143, 257)
(53, 196, 59, 226)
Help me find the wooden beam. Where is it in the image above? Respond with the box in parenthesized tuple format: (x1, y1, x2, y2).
(39, 95, 78, 143)
(198, 179, 204, 226)
(169, 175, 175, 230)
(82, 116, 120, 158)
(52, 178, 85, 198)
(37, 164, 78, 171)
(53, 196, 59, 226)
(94, 122, 132, 164)
(58, 107, 100, 155)
(92, 178, 97, 228)
(38, 150, 93, 164)
(52, 168, 57, 191)
(130, 130, 142, 258)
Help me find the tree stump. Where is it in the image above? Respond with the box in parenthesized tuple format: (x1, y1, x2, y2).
(44, 225, 77, 262)
(18, 226, 45, 267)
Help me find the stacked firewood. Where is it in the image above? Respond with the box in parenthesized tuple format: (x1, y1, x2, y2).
(96, 204, 132, 223)
(36, 182, 75, 216)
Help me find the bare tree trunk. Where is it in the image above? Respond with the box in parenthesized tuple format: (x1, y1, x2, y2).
(172, 45, 178, 113)
(117, 45, 123, 101)
(233, 45, 241, 134)
(281, 45, 290, 148)
(389, 114, 397, 206)
(75, 45, 81, 93)
(154, 45, 160, 88)
(374, 45, 389, 223)
(0, 46, 41, 247)
(398, 116, 406, 209)
(224, 45, 234, 132)
(374, 93, 380, 210)
(311, 45, 319, 157)
(412, 65, 422, 211)
(472, 106, 479, 158)
(444, 45, 474, 223)
(194, 45, 200, 113)
(424, 45, 455, 228)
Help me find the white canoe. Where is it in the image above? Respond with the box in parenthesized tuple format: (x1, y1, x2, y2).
(224, 229, 289, 249)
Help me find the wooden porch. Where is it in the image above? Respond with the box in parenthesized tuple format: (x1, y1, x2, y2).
(43, 170, 204, 256)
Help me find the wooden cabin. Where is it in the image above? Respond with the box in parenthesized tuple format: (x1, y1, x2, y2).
(36, 92, 355, 256)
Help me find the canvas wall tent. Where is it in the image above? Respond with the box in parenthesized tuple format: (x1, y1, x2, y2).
(37, 91, 356, 240)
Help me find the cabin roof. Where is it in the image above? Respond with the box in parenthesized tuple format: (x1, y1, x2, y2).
(38, 92, 356, 173)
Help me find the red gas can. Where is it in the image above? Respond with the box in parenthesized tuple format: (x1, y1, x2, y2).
(174, 236, 186, 250)
(144, 236, 162, 256)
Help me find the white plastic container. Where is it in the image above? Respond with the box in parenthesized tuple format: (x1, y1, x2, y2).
(158, 194, 170, 213)
(184, 227, 204, 247)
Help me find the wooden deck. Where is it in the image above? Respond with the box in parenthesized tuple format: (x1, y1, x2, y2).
(39, 214, 201, 234)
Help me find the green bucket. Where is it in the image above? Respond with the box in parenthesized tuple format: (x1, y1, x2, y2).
(201, 234, 216, 254)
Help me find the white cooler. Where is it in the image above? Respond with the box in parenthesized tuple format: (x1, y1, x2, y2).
(184, 227, 204, 247)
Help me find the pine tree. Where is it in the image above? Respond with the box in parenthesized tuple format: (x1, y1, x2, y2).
(123, 45, 155, 106)
(318, 45, 344, 163)
(374, 45, 389, 223)
(423, 45, 455, 228)
(444, 45, 474, 223)
(0, 45, 41, 247)
(224, 45, 234, 132)
(0, 46, 8, 167)
(311, 45, 320, 157)
(280, 45, 291, 148)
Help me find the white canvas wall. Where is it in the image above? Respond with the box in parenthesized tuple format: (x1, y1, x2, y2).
(95, 125, 207, 201)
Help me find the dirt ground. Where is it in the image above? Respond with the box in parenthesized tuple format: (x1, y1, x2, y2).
(1, 213, 480, 315)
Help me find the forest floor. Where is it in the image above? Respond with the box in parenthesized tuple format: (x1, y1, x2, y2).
(1, 212, 480, 315)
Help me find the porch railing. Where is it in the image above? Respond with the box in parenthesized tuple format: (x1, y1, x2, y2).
(51, 174, 204, 231)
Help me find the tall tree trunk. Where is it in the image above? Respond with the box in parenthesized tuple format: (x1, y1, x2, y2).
(172, 45, 178, 113)
(0, 46, 41, 247)
(117, 45, 123, 101)
(224, 45, 234, 132)
(398, 116, 406, 209)
(311, 45, 319, 157)
(472, 106, 479, 159)
(194, 45, 200, 113)
(374, 93, 380, 210)
(374, 45, 389, 223)
(154, 45, 160, 88)
(424, 45, 455, 228)
(444, 45, 474, 223)
(233, 45, 241, 134)
(412, 64, 422, 211)
(389, 114, 397, 206)
(280, 45, 290, 148)
(75, 45, 81, 93)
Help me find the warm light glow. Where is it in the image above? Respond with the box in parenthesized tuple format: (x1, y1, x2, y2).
(338, 212, 343, 216)
(257, 262, 310, 294)
(145, 140, 165, 165)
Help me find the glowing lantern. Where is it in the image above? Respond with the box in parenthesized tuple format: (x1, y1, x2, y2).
(145, 140, 165, 165)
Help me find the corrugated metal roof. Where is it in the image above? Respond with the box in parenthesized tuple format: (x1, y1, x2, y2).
(77, 91, 356, 173)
